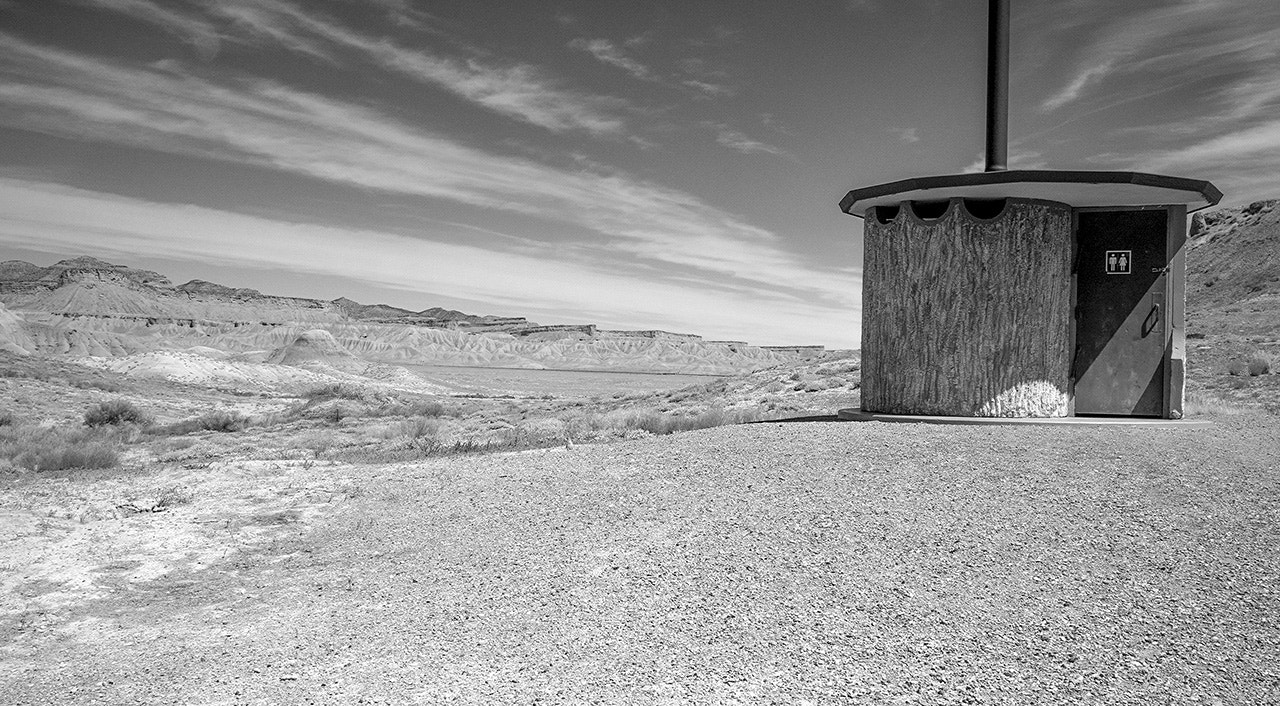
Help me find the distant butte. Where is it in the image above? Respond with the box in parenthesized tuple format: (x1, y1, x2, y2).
(0, 255, 834, 374)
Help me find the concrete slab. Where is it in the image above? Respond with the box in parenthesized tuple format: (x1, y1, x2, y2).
(837, 409, 1212, 428)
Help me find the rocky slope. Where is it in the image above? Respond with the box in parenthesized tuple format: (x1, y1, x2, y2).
(0, 256, 815, 374)
(1185, 199, 1280, 405)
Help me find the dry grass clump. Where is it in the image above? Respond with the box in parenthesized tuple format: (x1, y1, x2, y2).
(0, 425, 121, 471)
(370, 398, 446, 418)
(83, 398, 150, 427)
(391, 416, 445, 450)
(566, 405, 761, 438)
(1228, 352, 1274, 377)
(303, 382, 371, 401)
(330, 416, 529, 464)
(154, 410, 250, 435)
(286, 393, 450, 426)
(1184, 392, 1253, 416)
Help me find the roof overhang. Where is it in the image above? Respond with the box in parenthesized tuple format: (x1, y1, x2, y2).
(840, 170, 1222, 218)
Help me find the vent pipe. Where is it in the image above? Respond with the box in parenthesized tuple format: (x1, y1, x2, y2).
(984, 0, 1009, 171)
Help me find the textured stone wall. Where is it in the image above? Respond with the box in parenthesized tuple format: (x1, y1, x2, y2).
(860, 198, 1073, 416)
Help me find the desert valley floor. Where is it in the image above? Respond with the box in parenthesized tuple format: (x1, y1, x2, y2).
(1, 402, 1277, 704)
(1, 199, 1279, 704)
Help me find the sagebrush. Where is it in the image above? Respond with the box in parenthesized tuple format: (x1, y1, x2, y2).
(84, 399, 149, 427)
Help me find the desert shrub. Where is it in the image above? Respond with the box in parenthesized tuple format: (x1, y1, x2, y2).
(373, 399, 446, 418)
(72, 378, 121, 393)
(509, 418, 568, 447)
(0, 365, 50, 381)
(610, 409, 666, 435)
(156, 410, 249, 435)
(1227, 360, 1248, 376)
(84, 399, 149, 427)
(0, 410, 14, 427)
(299, 431, 334, 459)
(1248, 355, 1271, 376)
(394, 416, 445, 451)
(304, 383, 368, 401)
(18, 443, 118, 472)
(199, 410, 250, 432)
(0, 425, 120, 471)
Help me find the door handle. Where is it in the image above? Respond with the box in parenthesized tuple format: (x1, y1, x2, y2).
(1142, 302, 1161, 336)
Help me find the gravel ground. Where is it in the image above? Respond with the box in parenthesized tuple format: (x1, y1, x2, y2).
(4, 414, 1279, 704)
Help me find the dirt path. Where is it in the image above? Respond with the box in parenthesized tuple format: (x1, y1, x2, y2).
(3, 416, 1278, 704)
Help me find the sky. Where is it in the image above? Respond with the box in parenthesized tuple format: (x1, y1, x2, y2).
(1, 0, 1278, 348)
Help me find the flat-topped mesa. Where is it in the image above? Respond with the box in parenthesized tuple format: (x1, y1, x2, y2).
(512, 324, 598, 338)
(763, 345, 826, 355)
(597, 329, 703, 342)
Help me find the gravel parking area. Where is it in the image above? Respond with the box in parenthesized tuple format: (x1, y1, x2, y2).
(4, 414, 1278, 704)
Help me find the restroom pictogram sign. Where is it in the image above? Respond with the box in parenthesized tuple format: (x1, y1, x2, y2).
(1105, 250, 1131, 275)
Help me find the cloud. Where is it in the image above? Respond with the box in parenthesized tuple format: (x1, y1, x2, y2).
(888, 127, 919, 144)
(677, 57, 735, 98)
(1033, 1, 1280, 204)
(73, 0, 633, 136)
(1136, 119, 1280, 175)
(569, 38, 657, 82)
(1041, 62, 1116, 112)
(0, 35, 853, 312)
(78, 0, 222, 59)
(0, 177, 859, 346)
(1039, 2, 1220, 112)
(708, 124, 791, 158)
(682, 79, 734, 98)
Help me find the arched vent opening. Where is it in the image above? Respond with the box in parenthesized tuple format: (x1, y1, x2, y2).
(909, 200, 950, 220)
(962, 198, 1008, 220)
(872, 205, 900, 224)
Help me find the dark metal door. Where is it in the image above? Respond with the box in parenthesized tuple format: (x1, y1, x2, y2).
(1074, 210, 1168, 416)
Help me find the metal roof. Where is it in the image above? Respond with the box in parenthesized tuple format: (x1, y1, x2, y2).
(840, 170, 1221, 218)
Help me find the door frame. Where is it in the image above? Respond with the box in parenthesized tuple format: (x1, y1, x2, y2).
(1069, 204, 1187, 419)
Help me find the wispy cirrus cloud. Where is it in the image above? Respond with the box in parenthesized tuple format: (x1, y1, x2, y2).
(78, 0, 223, 59)
(0, 34, 853, 308)
(1038, 2, 1218, 112)
(677, 57, 734, 98)
(569, 38, 657, 82)
(707, 123, 792, 158)
(1038, 1, 1280, 113)
(79, 0, 634, 137)
(210, 0, 630, 135)
(1033, 1, 1280, 204)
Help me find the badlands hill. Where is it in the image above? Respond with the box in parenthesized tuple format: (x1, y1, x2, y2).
(1186, 198, 1280, 400)
(0, 256, 819, 375)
